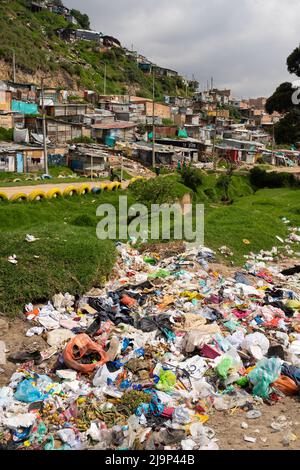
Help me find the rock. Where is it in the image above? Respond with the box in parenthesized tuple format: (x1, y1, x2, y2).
(0, 340, 6, 365)
(46, 329, 75, 348)
(0, 319, 9, 337)
(246, 410, 262, 420)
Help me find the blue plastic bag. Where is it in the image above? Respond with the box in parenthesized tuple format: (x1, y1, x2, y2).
(14, 379, 43, 403)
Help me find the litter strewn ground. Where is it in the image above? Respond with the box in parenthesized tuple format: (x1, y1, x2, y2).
(0, 224, 300, 450)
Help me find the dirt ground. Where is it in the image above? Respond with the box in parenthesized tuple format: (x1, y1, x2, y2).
(0, 317, 49, 387)
(209, 399, 300, 450)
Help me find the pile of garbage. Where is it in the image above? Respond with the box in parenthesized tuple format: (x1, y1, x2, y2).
(1, 237, 300, 450)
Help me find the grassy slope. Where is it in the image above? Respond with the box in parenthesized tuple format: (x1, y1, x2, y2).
(0, 192, 129, 315)
(205, 188, 300, 265)
(0, 1, 190, 100)
(0, 178, 299, 315)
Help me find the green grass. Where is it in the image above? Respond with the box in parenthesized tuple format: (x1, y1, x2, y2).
(204, 188, 300, 265)
(0, 191, 131, 316)
(0, 181, 299, 316)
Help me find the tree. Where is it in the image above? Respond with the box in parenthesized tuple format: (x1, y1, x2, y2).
(188, 80, 199, 93)
(274, 109, 300, 144)
(265, 82, 294, 114)
(70, 9, 90, 30)
(266, 45, 300, 145)
(287, 46, 300, 76)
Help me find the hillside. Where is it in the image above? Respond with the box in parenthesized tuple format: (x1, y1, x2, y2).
(0, 0, 192, 100)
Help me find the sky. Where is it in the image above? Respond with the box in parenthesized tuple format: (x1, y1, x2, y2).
(64, 0, 300, 98)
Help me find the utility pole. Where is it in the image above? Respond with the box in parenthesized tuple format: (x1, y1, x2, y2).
(10, 49, 16, 83)
(152, 71, 156, 168)
(212, 108, 218, 170)
(120, 154, 124, 182)
(271, 120, 275, 164)
(104, 63, 107, 95)
(41, 77, 48, 175)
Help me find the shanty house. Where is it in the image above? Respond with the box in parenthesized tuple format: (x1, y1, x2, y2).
(25, 116, 91, 144)
(91, 121, 136, 145)
(102, 35, 122, 48)
(68, 144, 109, 173)
(44, 103, 91, 122)
(0, 143, 44, 173)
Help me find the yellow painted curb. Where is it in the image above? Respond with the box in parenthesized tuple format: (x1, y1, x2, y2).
(28, 190, 47, 201)
(63, 186, 79, 197)
(0, 192, 8, 201)
(129, 177, 142, 186)
(79, 184, 91, 195)
(10, 192, 28, 202)
(107, 182, 119, 191)
(46, 188, 63, 199)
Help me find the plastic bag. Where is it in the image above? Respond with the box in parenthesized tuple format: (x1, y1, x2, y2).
(248, 357, 282, 398)
(156, 370, 176, 392)
(173, 406, 191, 424)
(273, 375, 299, 395)
(215, 348, 242, 379)
(93, 365, 120, 388)
(14, 379, 43, 403)
(216, 357, 232, 379)
(148, 269, 170, 279)
(62, 334, 108, 374)
(242, 332, 270, 360)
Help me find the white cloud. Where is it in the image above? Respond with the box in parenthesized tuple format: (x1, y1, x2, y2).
(64, 0, 300, 96)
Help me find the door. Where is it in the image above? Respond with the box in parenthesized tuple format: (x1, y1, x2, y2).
(16, 153, 24, 173)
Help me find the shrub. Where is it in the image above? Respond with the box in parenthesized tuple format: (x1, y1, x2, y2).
(180, 167, 203, 192)
(129, 177, 189, 205)
(69, 136, 96, 144)
(0, 128, 13, 142)
(250, 167, 299, 189)
(216, 174, 232, 202)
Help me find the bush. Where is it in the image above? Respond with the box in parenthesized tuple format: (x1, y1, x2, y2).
(129, 177, 190, 205)
(0, 128, 13, 142)
(69, 136, 96, 144)
(216, 174, 232, 202)
(250, 167, 299, 189)
(180, 167, 203, 192)
(162, 118, 174, 126)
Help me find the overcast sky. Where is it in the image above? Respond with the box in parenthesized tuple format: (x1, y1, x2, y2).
(64, 0, 299, 98)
